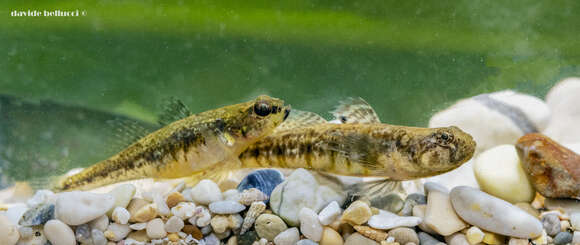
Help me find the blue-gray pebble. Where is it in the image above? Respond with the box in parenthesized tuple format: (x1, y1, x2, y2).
(541, 214, 561, 236)
(237, 169, 284, 199)
(553, 231, 572, 245)
(19, 203, 54, 226)
(418, 232, 444, 245)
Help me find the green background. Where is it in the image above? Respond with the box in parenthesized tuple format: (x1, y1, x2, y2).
(0, 1, 579, 184)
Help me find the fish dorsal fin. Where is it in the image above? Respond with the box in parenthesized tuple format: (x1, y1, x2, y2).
(273, 109, 327, 133)
(331, 97, 380, 124)
(106, 118, 153, 153)
(158, 97, 192, 126)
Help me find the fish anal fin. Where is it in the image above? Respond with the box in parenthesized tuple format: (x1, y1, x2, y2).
(331, 97, 381, 124)
(158, 97, 192, 126)
(273, 109, 327, 133)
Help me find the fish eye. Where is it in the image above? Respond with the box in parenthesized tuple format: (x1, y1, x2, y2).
(254, 101, 272, 117)
(438, 132, 453, 143)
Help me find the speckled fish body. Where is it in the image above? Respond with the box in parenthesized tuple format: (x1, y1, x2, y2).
(240, 123, 476, 180)
(55, 95, 290, 191)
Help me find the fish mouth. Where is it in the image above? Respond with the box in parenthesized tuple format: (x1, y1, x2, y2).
(283, 106, 291, 121)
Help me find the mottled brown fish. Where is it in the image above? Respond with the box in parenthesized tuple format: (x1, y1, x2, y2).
(54, 95, 290, 191)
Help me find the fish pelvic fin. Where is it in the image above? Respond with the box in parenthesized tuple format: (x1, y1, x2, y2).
(331, 97, 380, 124)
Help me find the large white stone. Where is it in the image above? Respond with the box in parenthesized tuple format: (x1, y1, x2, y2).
(106, 184, 136, 216)
(450, 186, 543, 238)
(56, 191, 115, 226)
(473, 145, 535, 203)
(44, 220, 75, 245)
(190, 179, 222, 205)
(544, 77, 580, 144)
(0, 214, 19, 245)
(299, 208, 323, 242)
(368, 210, 422, 230)
(424, 190, 467, 236)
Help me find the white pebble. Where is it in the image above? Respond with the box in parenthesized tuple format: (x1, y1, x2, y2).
(368, 209, 422, 230)
(44, 219, 75, 245)
(106, 184, 136, 216)
(146, 218, 167, 239)
(196, 207, 212, 227)
(165, 216, 185, 233)
(130, 222, 147, 230)
(112, 207, 130, 224)
(424, 190, 467, 236)
(55, 191, 115, 226)
(18, 226, 34, 238)
(571, 212, 580, 231)
(91, 229, 107, 245)
(274, 227, 300, 245)
(190, 179, 223, 205)
(89, 215, 109, 231)
(318, 201, 341, 225)
(27, 190, 56, 207)
(104, 223, 130, 241)
(299, 207, 323, 242)
(209, 201, 246, 214)
(465, 226, 484, 244)
(573, 231, 580, 244)
(171, 202, 196, 219)
(0, 214, 19, 245)
(222, 189, 241, 202)
(153, 193, 171, 216)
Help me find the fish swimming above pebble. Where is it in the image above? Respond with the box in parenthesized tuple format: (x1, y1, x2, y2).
(52, 95, 290, 191)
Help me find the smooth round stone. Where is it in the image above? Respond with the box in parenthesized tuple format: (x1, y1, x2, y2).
(106, 184, 136, 216)
(542, 214, 561, 236)
(553, 231, 573, 245)
(369, 193, 404, 213)
(237, 169, 284, 198)
(320, 227, 343, 245)
(112, 207, 130, 224)
(318, 201, 341, 225)
(341, 200, 372, 225)
(474, 145, 535, 203)
(344, 232, 379, 245)
(424, 182, 449, 194)
(209, 201, 246, 214)
(450, 186, 542, 238)
(418, 232, 444, 245)
(445, 233, 469, 245)
(146, 218, 167, 239)
(274, 227, 300, 245)
(75, 224, 92, 244)
(190, 179, 223, 205)
(104, 223, 130, 241)
(27, 190, 56, 207)
(368, 210, 421, 230)
(465, 226, 484, 244)
(424, 191, 467, 236)
(89, 215, 109, 231)
(55, 191, 115, 226)
(255, 214, 287, 241)
(18, 226, 48, 245)
(0, 214, 19, 245)
(388, 227, 419, 245)
(165, 216, 184, 233)
(171, 202, 196, 219)
(299, 208, 323, 242)
(44, 219, 75, 245)
(19, 203, 54, 226)
(296, 239, 319, 245)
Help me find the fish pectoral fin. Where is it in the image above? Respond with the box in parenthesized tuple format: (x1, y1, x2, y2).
(331, 97, 381, 124)
(272, 109, 327, 133)
(157, 96, 193, 126)
(344, 178, 405, 207)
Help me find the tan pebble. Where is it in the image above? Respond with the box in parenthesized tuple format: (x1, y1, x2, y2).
(146, 218, 167, 239)
(211, 215, 230, 233)
(531, 193, 545, 210)
(168, 233, 180, 242)
(329, 217, 342, 231)
(241, 201, 266, 234)
(239, 188, 268, 206)
(227, 236, 238, 245)
(424, 191, 467, 236)
(515, 202, 540, 218)
(340, 223, 355, 238)
(353, 225, 388, 242)
(320, 227, 344, 245)
(411, 204, 437, 235)
(482, 231, 505, 245)
(388, 228, 419, 245)
(561, 220, 571, 231)
(229, 214, 244, 230)
(255, 214, 288, 241)
(341, 201, 372, 225)
(127, 230, 150, 243)
(127, 198, 150, 222)
(508, 237, 529, 245)
(133, 204, 158, 223)
(182, 225, 203, 240)
(465, 226, 484, 244)
(380, 242, 399, 245)
(166, 192, 186, 208)
(344, 232, 379, 245)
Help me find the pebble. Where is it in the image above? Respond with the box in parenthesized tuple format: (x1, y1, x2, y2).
(450, 186, 543, 238)
(171, 202, 196, 219)
(19, 203, 54, 226)
(191, 179, 223, 205)
(89, 215, 109, 231)
(238, 230, 259, 245)
(542, 213, 561, 236)
(5, 203, 28, 225)
(388, 227, 419, 245)
(545, 198, 580, 214)
(0, 214, 20, 245)
(531, 230, 548, 245)
(368, 209, 421, 230)
(573, 231, 580, 244)
(516, 133, 580, 198)
(345, 232, 379, 245)
(255, 214, 287, 241)
(411, 204, 437, 234)
(369, 193, 404, 213)
(418, 232, 443, 245)
(445, 233, 469, 245)
(166, 192, 186, 208)
(182, 225, 203, 240)
(165, 216, 184, 233)
(104, 223, 130, 241)
(132, 204, 158, 223)
(211, 215, 230, 233)
(424, 190, 467, 236)
(353, 225, 388, 242)
(508, 237, 529, 245)
(238, 169, 285, 199)
(296, 239, 319, 245)
(465, 226, 484, 244)
(571, 212, 580, 231)
(195, 206, 212, 227)
(270, 168, 345, 226)
(107, 184, 136, 216)
(299, 207, 323, 242)
(320, 227, 343, 245)
(112, 207, 130, 224)
(209, 200, 246, 214)
(424, 182, 449, 194)
(55, 191, 115, 226)
(146, 218, 167, 239)
(126, 198, 149, 222)
(482, 231, 505, 245)
(130, 222, 147, 230)
(18, 226, 34, 238)
(318, 201, 341, 225)
(153, 193, 171, 216)
(473, 145, 536, 203)
(553, 231, 573, 245)
(27, 190, 56, 207)
(514, 202, 539, 218)
(44, 219, 75, 245)
(75, 224, 92, 244)
(341, 200, 372, 225)
(544, 77, 580, 143)
(127, 230, 149, 243)
(274, 227, 300, 245)
(18, 226, 48, 245)
(239, 188, 269, 206)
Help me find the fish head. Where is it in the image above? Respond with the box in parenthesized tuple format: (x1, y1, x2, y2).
(222, 95, 290, 149)
(415, 126, 476, 175)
